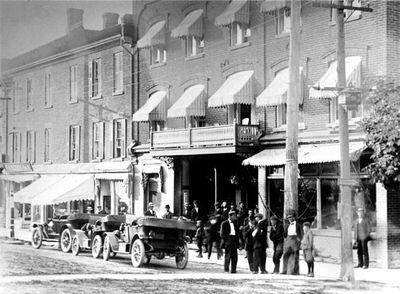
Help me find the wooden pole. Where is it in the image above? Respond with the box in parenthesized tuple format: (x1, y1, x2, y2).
(337, 0, 355, 282)
(284, 0, 301, 217)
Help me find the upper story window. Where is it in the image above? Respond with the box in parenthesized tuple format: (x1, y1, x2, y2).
(150, 46, 167, 65)
(70, 65, 78, 103)
(26, 78, 33, 111)
(231, 23, 250, 46)
(44, 128, 51, 163)
(26, 130, 35, 163)
(330, 0, 362, 23)
(113, 119, 126, 158)
(276, 8, 291, 35)
(68, 125, 80, 161)
(12, 82, 19, 114)
(10, 132, 20, 163)
(186, 36, 204, 57)
(44, 73, 52, 107)
(276, 103, 287, 127)
(89, 58, 102, 98)
(113, 52, 123, 94)
(93, 122, 104, 160)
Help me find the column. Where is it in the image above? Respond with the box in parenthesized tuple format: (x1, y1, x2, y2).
(375, 183, 388, 268)
(258, 167, 267, 217)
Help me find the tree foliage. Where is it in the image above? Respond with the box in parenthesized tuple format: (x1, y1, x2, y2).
(361, 78, 400, 188)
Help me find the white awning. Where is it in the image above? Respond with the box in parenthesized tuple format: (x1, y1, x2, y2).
(142, 164, 161, 174)
(208, 71, 254, 108)
(0, 174, 37, 183)
(309, 56, 362, 99)
(256, 67, 304, 106)
(260, 0, 290, 14)
(168, 85, 206, 118)
(31, 174, 95, 205)
(215, 0, 249, 27)
(242, 141, 366, 167)
(171, 9, 203, 39)
(13, 175, 65, 203)
(132, 91, 167, 122)
(137, 21, 166, 49)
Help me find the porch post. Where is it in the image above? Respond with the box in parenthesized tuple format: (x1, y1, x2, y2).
(316, 178, 322, 229)
(258, 167, 267, 217)
(214, 167, 218, 204)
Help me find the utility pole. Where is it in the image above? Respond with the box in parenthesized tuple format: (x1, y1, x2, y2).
(312, 0, 372, 282)
(284, 0, 301, 218)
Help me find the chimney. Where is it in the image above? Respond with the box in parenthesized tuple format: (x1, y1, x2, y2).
(120, 14, 134, 44)
(120, 14, 134, 26)
(66, 8, 84, 34)
(102, 12, 119, 29)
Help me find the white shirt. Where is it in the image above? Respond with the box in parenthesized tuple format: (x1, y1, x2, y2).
(288, 221, 297, 236)
(229, 221, 236, 236)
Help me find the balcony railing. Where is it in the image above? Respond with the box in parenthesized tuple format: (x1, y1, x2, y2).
(150, 124, 260, 150)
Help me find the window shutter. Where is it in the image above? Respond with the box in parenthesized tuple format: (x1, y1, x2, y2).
(98, 59, 102, 95)
(122, 119, 127, 157)
(18, 132, 22, 163)
(100, 122, 105, 159)
(67, 126, 71, 161)
(88, 61, 93, 98)
(77, 125, 81, 162)
(33, 131, 36, 163)
(110, 122, 114, 159)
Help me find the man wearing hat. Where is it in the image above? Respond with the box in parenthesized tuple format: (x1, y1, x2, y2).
(162, 204, 173, 219)
(97, 205, 107, 215)
(205, 202, 223, 259)
(281, 210, 303, 275)
(220, 210, 240, 273)
(86, 206, 93, 214)
(144, 202, 156, 217)
(269, 215, 284, 274)
(354, 207, 371, 269)
(252, 213, 268, 274)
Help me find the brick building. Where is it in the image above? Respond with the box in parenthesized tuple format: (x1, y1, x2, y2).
(0, 9, 136, 229)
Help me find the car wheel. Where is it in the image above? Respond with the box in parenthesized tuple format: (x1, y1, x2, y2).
(103, 236, 111, 261)
(145, 255, 152, 264)
(175, 241, 189, 269)
(60, 229, 72, 253)
(72, 236, 80, 256)
(31, 228, 42, 249)
(131, 239, 145, 268)
(92, 235, 103, 259)
(112, 252, 117, 257)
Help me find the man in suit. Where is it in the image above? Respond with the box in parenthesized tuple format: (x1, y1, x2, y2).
(354, 207, 371, 269)
(191, 200, 202, 221)
(269, 215, 284, 274)
(281, 210, 303, 275)
(252, 213, 268, 274)
(206, 202, 223, 259)
(144, 202, 156, 216)
(220, 210, 240, 273)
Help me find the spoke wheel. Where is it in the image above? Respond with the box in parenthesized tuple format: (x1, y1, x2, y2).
(131, 239, 145, 268)
(103, 236, 111, 261)
(60, 229, 72, 253)
(71, 236, 80, 256)
(92, 235, 103, 259)
(31, 228, 43, 249)
(175, 241, 189, 269)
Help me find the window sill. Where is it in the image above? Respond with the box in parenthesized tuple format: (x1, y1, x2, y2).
(69, 99, 79, 104)
(230, 41, 250, 51)
(150, 62, 166, 69)
(44, 105, 53, 109)
(273, 122, 306, 133)
(44, 161, 53, 165)
(275, 32, 290, 39)
(68, 160, 79, 164)
(111, 157, 127, 162)
(185, 52, 205, 61)
(91, 94, 103, 100)
(90, 159, 103, 163)
(112, 91, 125, 97)
(13, 111, 20, 115)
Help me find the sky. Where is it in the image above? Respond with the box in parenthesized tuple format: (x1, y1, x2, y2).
(0, 0, 133, 60)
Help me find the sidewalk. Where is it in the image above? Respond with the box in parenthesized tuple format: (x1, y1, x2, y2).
(187, 244, 400, 286)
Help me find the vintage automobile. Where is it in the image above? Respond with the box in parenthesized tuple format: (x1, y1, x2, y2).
(31, 213, 102, 253)
(71, 214, 126, 258)
(103, 215, 196, 269)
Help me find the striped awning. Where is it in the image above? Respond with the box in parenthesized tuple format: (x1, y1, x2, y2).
(256, 67, 304, 106)
(168, 85, 206, 118)
(0, 174, 37, 183)
(208, 71, 254, 108)
(31, 174, 95, 205)
(215, 0, 249, 27)
(137, 21, 166, 49)
(13, 175, 65, 203)
(260, 0, 290, 14)
(132, 91, 167, 122)
(242, 141, 366, 167)
(309, 56, 362, 99)
(171, 9, 203, 39)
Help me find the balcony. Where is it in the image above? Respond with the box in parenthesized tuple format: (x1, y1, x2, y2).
(149, 124, 261, 156)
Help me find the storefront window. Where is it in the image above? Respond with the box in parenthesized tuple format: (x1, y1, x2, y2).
(321, 179, 340, 229)
(32, 206, 40, 223)
(54, 203, 68, 217)
(269, 179, 284, 219)
(24, 204, 31, 221)
(298, 178, 317, 224)
(115, 180, 130, 214)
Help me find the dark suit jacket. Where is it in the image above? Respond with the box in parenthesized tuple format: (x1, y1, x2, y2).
(269, 222, 284, 245)
(283, 221, 303, 241)
(220, 219, 240, 248)
(253, 219, 268, 249)
(191, 207, 202, 221)
(144, 210, 156, 216)
(243, 224, 254, 251)
(354, 218, 371, 241)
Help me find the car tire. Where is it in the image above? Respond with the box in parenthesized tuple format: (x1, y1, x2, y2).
(103, 236, 111, 261)
(131, 239, 145, 268)
(175, 241, 189, 269)
(31, 228, 42, 249)
(72, 236, 80, 256)
(92, 235, 103, 259)
(60, 229, 72, 253)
